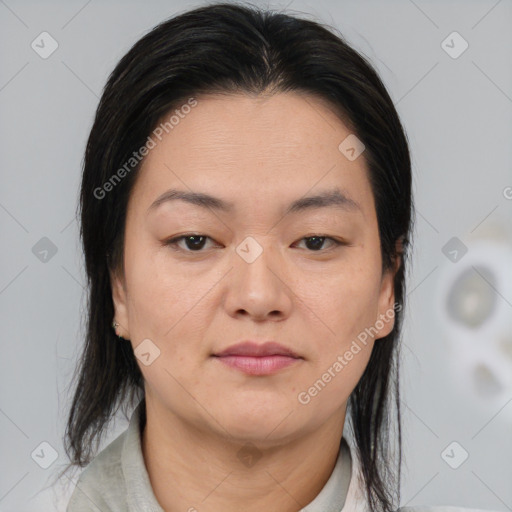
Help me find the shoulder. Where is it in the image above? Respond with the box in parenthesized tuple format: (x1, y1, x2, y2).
(398, 507, 501, 512)
(66, 429, 128, 512)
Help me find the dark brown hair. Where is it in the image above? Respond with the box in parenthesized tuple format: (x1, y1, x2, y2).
(62, 3, 414, 511)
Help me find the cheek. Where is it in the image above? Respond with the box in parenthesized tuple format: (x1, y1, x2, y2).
(123, 241, 192, 328)
(299, 261, 381, 340)
(296, 339, 374, 420)
(124, 245, 218, 373)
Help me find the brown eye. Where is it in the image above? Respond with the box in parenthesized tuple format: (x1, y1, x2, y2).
(294, 236, 343, 252)
(164, 234, 216, 252)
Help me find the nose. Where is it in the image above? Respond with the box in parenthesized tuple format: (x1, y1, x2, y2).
(223, 239, 293, 322)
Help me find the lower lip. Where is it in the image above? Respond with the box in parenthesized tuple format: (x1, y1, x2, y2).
(213, 355, 301, 375)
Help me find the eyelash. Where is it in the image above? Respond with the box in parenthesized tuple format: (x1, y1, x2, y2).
(163, 234, 345, 253)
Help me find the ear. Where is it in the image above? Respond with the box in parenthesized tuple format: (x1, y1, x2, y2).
(375, 239, 403, 340)
(110, 267, 130, 340)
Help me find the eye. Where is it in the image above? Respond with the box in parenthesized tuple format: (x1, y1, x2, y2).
(163, 234, 218, 252)
(163, 234, 344, 254)
(293, 235, 343, 252)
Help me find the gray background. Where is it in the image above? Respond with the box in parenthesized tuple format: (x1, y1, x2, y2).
(1, 0, 511, 510)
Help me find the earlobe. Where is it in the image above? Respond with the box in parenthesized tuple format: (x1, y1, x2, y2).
(375, 245, 403, 339)
(376, 271, 396, 339)
(110, 268, 130, 340)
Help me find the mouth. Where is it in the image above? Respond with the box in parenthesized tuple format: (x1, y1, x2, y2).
(211, 341, 303, 376)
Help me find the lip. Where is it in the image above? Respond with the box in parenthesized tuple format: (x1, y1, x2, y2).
(213, 341, 301, 358)
(212, 341, 303, 376)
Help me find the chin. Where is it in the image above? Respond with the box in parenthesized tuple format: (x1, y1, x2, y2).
(213, 401, 301, 442)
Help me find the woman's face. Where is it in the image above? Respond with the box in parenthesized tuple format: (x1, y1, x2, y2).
(111, 92, 398, 444)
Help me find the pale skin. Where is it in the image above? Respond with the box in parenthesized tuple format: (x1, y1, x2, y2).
(110, 91, 401, 512)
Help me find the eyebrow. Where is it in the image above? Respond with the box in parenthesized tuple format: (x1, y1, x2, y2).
(147, 187, 361, 216)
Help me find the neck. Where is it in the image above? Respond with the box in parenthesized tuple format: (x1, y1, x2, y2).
(141, 400, 346, 512)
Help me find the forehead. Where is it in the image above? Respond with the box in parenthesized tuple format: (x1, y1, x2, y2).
(130, 92, 373, 217)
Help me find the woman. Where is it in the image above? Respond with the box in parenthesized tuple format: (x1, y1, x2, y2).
(62, 3, 493, 511)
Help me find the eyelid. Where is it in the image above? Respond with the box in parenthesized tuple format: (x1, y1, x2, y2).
(163, 234, 218, 252)
(163, 233, 346, 253)
(293, 235, 344, 251)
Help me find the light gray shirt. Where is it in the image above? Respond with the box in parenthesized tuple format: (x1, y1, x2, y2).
(66, 400, 498, 512)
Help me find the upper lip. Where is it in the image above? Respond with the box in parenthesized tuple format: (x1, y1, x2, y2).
(213, 341, 301, 358)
